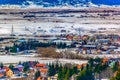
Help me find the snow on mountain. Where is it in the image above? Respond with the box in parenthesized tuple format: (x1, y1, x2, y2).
(0, 0, 120, 8)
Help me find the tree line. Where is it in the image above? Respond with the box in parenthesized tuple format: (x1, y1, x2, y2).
(5, 41, 75, 53)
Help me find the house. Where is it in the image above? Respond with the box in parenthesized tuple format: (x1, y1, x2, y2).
(6, 69, 13, 77)
(53, 74, 58, 80)
(0, 73, 4, 78)
(97, 49, 102, 54)
(48, 77, 51, 80)
(97, 39, 110, 44)
(61, 29, 66, 33)
(109, 61, 116, 68)
(77, 65, 82, 70)
(29, 67, 34, 73)
(83, 45, 97, 49)
(86, 49, 92, 54)
(114, 71, 118, 77)
(16, 64, 24, 71)
(36, 64, 46, 68)
(77, 63, 87, 70)
(103, 58, 109, 63)
(66, 35, 73, 40)
(40, 68, 48, 77)
(50, 74, 58, 80)
(82, 50, 87, 54)
(82, 35, 88, 40)
(0, 68, 6, 73)
(82, 63, 87, 67)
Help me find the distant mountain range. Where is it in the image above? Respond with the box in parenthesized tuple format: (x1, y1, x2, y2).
(0, 0, 120, 7)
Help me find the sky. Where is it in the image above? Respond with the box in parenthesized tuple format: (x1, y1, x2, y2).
(91, 0, 120, 5)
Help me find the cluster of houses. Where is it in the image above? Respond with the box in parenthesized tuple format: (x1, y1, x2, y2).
(0, 26, 119, 56)
(0, 33, 119, 56)
(0, 64, 26, 79)
(0, 61, 63, 80)
(0, 58, 120, 80)
(65, 34, 120, 54)
(0, 61, 50, 80)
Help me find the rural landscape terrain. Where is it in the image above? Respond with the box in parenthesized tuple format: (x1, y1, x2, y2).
(0, 1, 120, 80)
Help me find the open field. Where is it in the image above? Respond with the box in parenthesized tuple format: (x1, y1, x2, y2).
(0, 55, 88, 64)
(0, 8, 120, 35)
(0, 53, 120, 64)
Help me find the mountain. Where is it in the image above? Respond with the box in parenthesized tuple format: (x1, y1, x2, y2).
(0, 0, 120, 7)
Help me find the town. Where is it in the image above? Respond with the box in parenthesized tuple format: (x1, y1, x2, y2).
(0, 24, 120, 80)
(1, 57, 120, 80)
(0, 7, 120, 80)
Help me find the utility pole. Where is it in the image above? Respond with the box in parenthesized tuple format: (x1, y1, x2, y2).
(11, 25, 14, 36)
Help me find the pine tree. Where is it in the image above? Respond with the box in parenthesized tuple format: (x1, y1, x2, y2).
(61, 67, 67, 79)
(23, 62, 30, 72)
(77, 69, 94, 80)
(48, 63, 56, 76)
(76, 69, 86, 80)
(88, 58, 94, 68)
(9, 64, 14, 70)
(55, 62, 59, 73)
(58, 67, 62, 80)
(0, 63, 3, 68)
(10, 46, 17, 53)
(112, 61, 119, 73)
(72, 66, 78, 75)
(64, 69, 70, 80)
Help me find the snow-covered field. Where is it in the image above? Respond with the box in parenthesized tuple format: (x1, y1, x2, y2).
(0, 14, 120, 35)
(0, 23, 120, 35)
(0, 55, 88, 64)
(0, 53, 120, 64)
(0, 8, 120, 35)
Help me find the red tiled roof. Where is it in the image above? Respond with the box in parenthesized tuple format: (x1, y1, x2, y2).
(77, 65, 82, 69)
(82, 63, 87, 67)
(40, 68, 48, 73)
(36, 64, 45, 67)
(0, 73, 4, 77)
(4, 67, 10, 72)
(103, 58, 108, 63)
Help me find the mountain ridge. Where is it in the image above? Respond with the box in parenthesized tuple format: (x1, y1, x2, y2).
(0, 0, 120, 8)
